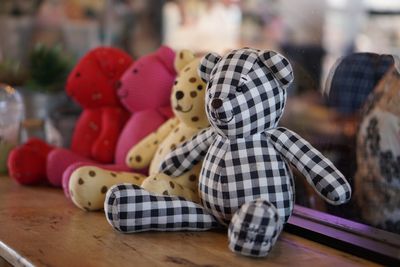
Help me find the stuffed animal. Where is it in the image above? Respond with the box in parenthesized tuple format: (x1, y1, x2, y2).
(8, 47, 132, 185)
(60, 46, 176, 200)
(104, 48, 352, 257)
(68, 50, 209, 211)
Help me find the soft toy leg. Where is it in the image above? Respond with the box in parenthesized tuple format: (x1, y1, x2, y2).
(62, 162, 131, 199)
(141, 173, 199, 203)
(46, 148, 96, 187)
(228, 199, 283, 257)
(69, 166, 146, 211)
(7, 138, 54, 185)
(105, 184, 219, 232)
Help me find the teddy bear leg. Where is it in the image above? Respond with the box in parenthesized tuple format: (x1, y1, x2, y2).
(69, 166, 146, 211)
(105, 183, 219, 233)
(228, 199, 283, 257)
(141, 173, 200, 203)
(7, 138, 54, 185)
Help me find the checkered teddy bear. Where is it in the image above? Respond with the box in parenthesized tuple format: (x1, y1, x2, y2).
(104, 48, 352, 257)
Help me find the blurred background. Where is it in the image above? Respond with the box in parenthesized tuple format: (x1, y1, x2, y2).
(0, 0, 399, 235)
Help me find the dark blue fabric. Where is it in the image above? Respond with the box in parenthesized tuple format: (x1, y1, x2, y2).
(327, 53, 394, 115)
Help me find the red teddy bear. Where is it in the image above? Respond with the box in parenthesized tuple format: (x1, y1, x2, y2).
(8, 47, 133, 185)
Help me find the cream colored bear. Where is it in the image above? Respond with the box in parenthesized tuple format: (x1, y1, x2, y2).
(69, 50, 208, 211)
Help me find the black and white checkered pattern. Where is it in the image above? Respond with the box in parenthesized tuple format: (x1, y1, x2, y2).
(200, 48, 292, 138)
(266, 127, 352, 204)
(105, 183, 219, 232)
(105, 48, 352, 257)
(228, 199, 283, 257)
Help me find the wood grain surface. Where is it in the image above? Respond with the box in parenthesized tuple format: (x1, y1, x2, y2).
(0, 177, 377, 267)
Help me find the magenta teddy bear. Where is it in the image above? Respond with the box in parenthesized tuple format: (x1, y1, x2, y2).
(59, 46, 176, 198)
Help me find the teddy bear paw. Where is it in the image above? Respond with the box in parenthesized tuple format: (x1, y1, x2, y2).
(228, 199, 283, 257)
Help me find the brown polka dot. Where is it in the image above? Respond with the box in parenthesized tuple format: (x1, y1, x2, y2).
(101, 186, 108, 194)
(197, 85, 203, 91)
(190, 91, 197, 98)
(135, 156, 142, 162)
(184, 67, 191, 72)
(179, 52, 183, 59)
(89, 170, 96, 177)
(189, 77, 196, 83)
(153, 177, 157, 181)
(133, 175, 141, 180)
(153, 140, 159, 145)
(191, 116, 199, 122)
(169, 181, 175, 189)
(78, 178, 84, 185)
(110, 172, 117, 177)
(174, 80, 178, 85)
(88, 201, 91, 206)
(180, 136, 186, 142)
(163, 190, 169, 195)
(170, 144, 176, 151)
(189, 174, 197, 181)
(174, 127, 179, 133)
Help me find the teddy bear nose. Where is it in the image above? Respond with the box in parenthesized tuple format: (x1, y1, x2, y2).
(211, 98, 223, 109)
(175, 90, 184, 100)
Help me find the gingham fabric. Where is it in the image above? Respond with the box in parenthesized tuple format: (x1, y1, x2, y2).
(266, 127, 352, 205)
(202, 48, 290, 138)
(105, 183, 219, 232)
(105, 48, 352, 257)
(228, 199, 283, 257)
(325, 53, 394, 115)
(160, 127, 216, 177)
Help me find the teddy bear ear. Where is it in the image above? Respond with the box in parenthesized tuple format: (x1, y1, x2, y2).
(258, 50, 294, 89)
(174, 50, 196, 73)
(198, 52, 222, 82)
(155, 46, 177, 75)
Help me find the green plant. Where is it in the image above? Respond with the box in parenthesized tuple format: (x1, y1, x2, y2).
(26, 44, 73, 93)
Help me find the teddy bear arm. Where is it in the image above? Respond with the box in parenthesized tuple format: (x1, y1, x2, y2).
(159, 127, 215, 177)
(126, 118, 180, 169)
(265, 127, 352, 205)
(91, 107, 129, 163)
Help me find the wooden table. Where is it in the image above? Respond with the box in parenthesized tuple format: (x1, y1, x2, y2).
(0, 177, 376, 267)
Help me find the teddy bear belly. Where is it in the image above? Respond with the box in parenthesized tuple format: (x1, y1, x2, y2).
(199, 136, 295, 225)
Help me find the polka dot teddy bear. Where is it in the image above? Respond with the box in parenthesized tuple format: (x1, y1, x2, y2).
(67, 49, 208, 211)
(104, 48, 352, 257)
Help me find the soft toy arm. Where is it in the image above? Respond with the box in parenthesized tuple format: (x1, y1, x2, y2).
(265, 127, 351, 205)
(126, 117, 180, 169)
(91, 107, 128, 163)
(159, 127, 215, 177)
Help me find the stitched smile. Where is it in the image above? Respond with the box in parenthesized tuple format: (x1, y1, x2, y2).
(175, 105, 193, 113)
(211, 111, 234, 123)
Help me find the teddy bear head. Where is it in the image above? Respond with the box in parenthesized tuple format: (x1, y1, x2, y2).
(66, 47, 133, 109)
(198, 48, 294, 138)
(171, 50, 209, 129)
(325, 53, 395, 115)
(117, 46, 176, 113)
